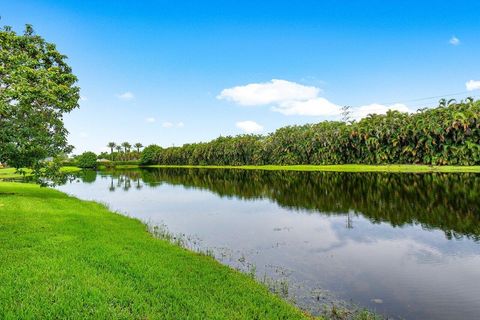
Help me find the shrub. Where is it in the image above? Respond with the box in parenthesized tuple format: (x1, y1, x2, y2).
(140, 145, 162, 165)
(76, 152, 98, 168)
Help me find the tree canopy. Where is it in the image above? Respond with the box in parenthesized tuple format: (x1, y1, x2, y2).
(141, 98, 480, 166)
(0, 24, 79, 177)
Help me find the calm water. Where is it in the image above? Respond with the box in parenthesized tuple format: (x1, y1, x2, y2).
(57, 168, 480, 319)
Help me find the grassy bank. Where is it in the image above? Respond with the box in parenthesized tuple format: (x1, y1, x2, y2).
(0, 166, 81, 180)
(141, 164, 480, 173)
(0, 182, 309, 319)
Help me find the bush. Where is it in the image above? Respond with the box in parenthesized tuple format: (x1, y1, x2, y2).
(76, 152, 98, 168)
(140, 145, 162, 165)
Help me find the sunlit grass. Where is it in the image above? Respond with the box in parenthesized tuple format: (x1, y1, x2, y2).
(144, 164, 480, 173)
(0, 166, 80, 180)
(0, 182, 310, 319)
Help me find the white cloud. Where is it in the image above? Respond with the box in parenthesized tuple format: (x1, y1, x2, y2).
(146, 117, 156, 123)
(466, 80, 480, 91)
(272, 97, 341, 116)
(117, 91, 135, 101)
(161, 121, 184, 128)
(218, 79, 340, 116)
(80, 96, 88, 101)
(449, 36, 460, 46)
(219, 79, 414, 119)
(354, 103, 411, 120)
(217, 79, 319, 106)
(236, 120, 264, 133)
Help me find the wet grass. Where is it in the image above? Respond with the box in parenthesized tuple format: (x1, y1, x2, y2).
(0, 182, 311, 319)
(147, 221, 383, 320)
(144, 164, 480, 173)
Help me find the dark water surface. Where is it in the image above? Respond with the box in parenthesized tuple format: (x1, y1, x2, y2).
(57, 168, 480, 319)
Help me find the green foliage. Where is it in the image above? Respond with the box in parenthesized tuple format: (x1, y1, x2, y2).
(76, 151, 97, 168)
(140, 144, 163, 165)
(0, 25, 79, 177)
(142, 99, 480, 166)
(0, 182, 307, 319)
(97, 151, 110, 159)
(107, 141, 143, 161)
(134, 142, 144, 152)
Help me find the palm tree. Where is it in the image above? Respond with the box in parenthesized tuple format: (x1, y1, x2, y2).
(115, 145, 122, 161)
(107, 142, 116, 160)
(121, 142, 132, 160)
(134, 143, 143, 153)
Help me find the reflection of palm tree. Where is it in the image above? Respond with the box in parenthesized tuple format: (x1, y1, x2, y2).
(346, 211, 353, 229)
(117, 176, 123, 187)
(123, 178, 131, 191)
(109, 176, 115, 192)
(135, 178, 142, 189)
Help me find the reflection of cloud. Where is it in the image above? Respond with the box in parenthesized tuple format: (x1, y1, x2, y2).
(406, 243, 445, 265)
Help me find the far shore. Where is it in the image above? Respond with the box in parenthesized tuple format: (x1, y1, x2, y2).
(2, 164, 480, 181)
(109, 164, 480, 173)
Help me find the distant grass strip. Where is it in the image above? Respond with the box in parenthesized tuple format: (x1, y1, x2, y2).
(0, 182, 309, 319)
(0, 166, 81, 180)
(144, 164, 480, 173)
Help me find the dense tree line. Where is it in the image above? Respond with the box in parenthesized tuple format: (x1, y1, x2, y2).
(141, 98, 480, 166)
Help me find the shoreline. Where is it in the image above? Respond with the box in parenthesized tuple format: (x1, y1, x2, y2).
(115, 164, 480, 173)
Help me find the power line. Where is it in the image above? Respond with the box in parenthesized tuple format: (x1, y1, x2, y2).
(406, 95, 480, 111)
(377, 90, 475, 106)
(341, 91, 478, 110)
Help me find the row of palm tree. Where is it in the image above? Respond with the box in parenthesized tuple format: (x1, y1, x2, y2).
(140, 98, 480, 166)
(106, 142, 144, 161)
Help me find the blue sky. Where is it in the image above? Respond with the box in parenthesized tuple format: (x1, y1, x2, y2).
(2, 0, 480, 153)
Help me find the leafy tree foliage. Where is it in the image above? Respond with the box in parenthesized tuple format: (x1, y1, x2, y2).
(0, 25, 79, 177)
(97, 152, 110, 160)
(76, 151, 97, 168)
(140, 144, 162, 165)
(142, 99, 480, 166)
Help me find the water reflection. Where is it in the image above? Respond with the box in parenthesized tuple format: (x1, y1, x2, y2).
(95, 168, 480, 241)
(61, 168, 480, 319)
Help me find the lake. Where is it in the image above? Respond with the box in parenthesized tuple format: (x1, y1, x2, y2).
(57, 168, 480, 319)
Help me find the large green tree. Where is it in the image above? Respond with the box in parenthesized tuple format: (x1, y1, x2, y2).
(0, 25, 79, 178)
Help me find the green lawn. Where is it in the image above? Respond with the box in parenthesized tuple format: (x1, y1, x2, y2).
(0, 182, 309, 319)
(0, 166, 81, 180)
(143, 164, 480, 173)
